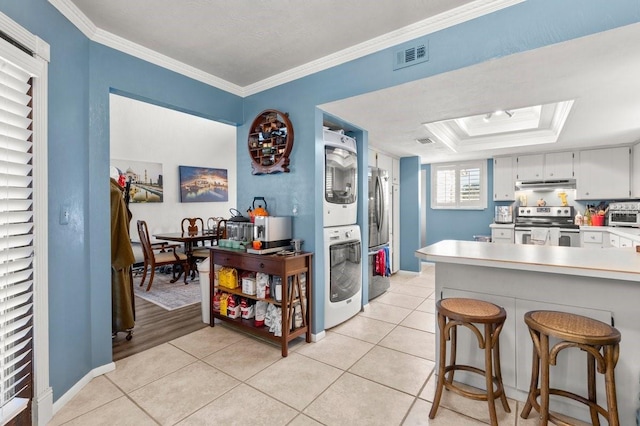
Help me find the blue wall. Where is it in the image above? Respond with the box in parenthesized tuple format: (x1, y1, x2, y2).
(1, 0, 639, 404)
(400, 157, 421, 272)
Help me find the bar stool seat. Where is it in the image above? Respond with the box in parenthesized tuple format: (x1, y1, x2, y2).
(429, 298, 510, 426)
(520, 310, 621, 426)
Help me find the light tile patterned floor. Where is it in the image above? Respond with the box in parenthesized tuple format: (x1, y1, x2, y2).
(48, 263, 543, 425)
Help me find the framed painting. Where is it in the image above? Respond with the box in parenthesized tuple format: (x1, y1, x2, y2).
(110, 159, 163, 203)
(179, 166, 228, 202)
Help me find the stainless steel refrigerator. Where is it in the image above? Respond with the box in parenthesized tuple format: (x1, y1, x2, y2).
(367, 166, 391, 300)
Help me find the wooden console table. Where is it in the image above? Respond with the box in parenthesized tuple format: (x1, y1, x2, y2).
(209, 248, 312, 356)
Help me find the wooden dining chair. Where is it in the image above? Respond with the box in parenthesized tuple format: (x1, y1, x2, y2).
(181, 217, 204, 236)
(136, 220, 189, 291)
(181, 217, 210, 259)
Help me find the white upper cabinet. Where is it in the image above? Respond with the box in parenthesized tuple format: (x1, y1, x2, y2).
(576, 146, 630, 200)
(516, 154, 544, 181)
(516, 152, 574, 181)
(633, 143, 640, 198)
(369, 150, 393, 173)
(391, 157, 400, 185)
(368, 149, 377, 168)
(377, 152, 393, 173)
(544, 151, 574, 179)
(493, 156, 515, 201)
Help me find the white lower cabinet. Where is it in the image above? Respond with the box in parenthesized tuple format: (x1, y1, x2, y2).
(580, 229, 609, 248)
(610, 234, 633, 248)
(490, 224, 514, 243)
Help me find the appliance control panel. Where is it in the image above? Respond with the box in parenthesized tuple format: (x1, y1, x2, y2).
(517, 206, 573, 217)
(609, 202, 640, 212)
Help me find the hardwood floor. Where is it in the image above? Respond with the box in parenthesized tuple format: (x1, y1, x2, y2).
(112, 296, 207, 361)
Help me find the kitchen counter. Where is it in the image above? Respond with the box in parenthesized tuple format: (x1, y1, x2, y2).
(581, 225, 640, 239)
(416, 240, 640, 425)
(416, 239, 640, 281)
(489, 223, 514, 228)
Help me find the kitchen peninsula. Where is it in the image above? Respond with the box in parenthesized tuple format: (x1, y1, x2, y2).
(416, 240, 640, 425)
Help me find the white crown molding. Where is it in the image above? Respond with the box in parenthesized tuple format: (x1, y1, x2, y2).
(244, 0, 526, 95)
(91, 28, 244, 96)
(48, 0, 96, 38)
(47, 0, 244, 96)
(49, 0, 524, 98)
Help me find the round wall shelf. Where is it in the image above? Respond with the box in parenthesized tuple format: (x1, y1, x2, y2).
(247, 109, 294, 174)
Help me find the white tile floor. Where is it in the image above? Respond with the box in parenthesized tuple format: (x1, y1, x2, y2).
(49, 263, 547, 425)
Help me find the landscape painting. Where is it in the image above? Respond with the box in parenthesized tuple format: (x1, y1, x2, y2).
(179, 166, 229, 202)
(110, 159, 163, 203)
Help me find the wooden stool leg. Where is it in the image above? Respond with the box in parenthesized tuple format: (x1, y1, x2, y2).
(429, 311, 448, 419)
(446, 324, 457, 385)
(492, 325, 510, 413)
(521, 328, 540, 419)
(484, 323, 499, 426)
(539, 333, 550, 426)
(587, 351, 600, 426)
(604, 344, 620, 426)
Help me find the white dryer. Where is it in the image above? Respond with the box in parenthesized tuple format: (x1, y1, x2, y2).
(323, 128, 358, 227)
(324, 224, 362, 329)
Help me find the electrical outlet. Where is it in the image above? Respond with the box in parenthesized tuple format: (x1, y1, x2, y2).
(59, 204, 70, 225)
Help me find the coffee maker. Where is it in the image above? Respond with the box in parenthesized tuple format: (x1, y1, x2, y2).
(252, 216, 292, 250)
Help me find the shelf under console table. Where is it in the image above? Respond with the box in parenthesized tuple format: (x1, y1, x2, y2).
(209, 248, 313, 357)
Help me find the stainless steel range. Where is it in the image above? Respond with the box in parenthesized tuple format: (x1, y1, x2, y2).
(514, 206, 579, 246)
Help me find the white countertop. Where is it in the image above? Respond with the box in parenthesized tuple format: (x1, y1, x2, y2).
(581, 225, 640, 239)
(416, 239, 640, 281)
(489, 223, 515, 228)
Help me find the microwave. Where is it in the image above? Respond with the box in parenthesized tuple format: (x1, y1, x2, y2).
(608, 202, 640, 227)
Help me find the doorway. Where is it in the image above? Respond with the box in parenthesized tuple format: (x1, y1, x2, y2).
(109, 94, 237, 359)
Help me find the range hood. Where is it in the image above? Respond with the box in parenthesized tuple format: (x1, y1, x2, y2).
(515, 178, 576, 190)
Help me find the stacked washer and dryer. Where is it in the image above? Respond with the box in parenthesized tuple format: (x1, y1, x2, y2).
(323, 128, 362, 329)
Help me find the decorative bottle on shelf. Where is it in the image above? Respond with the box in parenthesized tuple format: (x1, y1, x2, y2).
(584, 206, 592, 226)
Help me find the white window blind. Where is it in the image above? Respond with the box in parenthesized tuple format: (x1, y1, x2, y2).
(431, 160, 487, 210)
(435, 167, 456, 206)
(0, 55, 34, 419)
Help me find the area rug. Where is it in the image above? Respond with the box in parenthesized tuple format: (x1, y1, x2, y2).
(132, 270, 201, 311)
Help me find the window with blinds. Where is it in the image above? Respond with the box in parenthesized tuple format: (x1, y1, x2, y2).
(431, 160, 487, 209)
(0, 55, 34, 421)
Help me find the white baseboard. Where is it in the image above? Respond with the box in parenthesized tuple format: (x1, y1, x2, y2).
(52, 362, 116, 415)
(311, 330, 325, 342)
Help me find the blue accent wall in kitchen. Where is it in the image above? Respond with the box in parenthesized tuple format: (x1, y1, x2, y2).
(399, 157, 421, 272)
(1, 0, 639, 409)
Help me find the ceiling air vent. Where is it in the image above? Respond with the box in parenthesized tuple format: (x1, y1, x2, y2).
(416, 138, 435, 145)
(394, 38, 429, 70)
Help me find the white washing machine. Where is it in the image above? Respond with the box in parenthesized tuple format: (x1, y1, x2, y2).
(324, 224, 362, 329)
(323, 128, 358, 227)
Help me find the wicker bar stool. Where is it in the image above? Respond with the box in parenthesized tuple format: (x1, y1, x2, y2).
(429, 298, 511, 425)
(520, 310, 621, 426)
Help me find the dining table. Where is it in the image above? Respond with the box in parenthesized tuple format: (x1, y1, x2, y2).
(153, 231, 218, 279)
